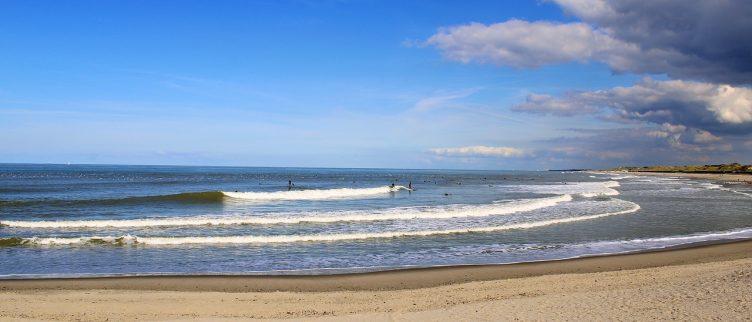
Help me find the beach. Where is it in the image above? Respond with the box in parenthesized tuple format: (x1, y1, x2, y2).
(1, 239, 750, 320)
(3, 0, 751, 319)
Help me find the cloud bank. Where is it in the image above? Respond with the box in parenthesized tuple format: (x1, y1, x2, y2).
(554, 0, 752, 84)
(423, 0, 752, 166)
(513, 78, 752, 134)
(427, 0, 752, 84)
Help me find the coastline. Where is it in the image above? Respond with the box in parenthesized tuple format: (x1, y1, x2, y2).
(610, 170, 752, 183)
(1, 239, 750, 320)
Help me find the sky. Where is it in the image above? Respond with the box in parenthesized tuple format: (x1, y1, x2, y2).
(1, 0, 751, 170)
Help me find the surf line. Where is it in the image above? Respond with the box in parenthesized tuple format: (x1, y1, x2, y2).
(1, 195, 574, 228)
(6, 202, 640, 246)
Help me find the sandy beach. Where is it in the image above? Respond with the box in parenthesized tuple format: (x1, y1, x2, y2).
(1, 240, 750, 321)
(3, 0, 751, 319)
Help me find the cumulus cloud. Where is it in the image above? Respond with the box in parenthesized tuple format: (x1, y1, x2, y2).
(425, 20, 640, 69)
(513, 79, 752, 134)
(426, 0, 752, 84)
(429, 146, 527, 158)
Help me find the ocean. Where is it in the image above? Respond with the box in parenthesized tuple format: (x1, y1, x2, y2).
(1, 164, 751, 278)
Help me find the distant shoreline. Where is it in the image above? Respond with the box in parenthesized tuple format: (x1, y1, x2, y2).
(604, 170, 752, 184)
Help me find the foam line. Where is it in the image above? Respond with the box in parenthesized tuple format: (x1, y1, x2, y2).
(511, 180, 621, 198)
(5, 201, 640, 246)
(1, 195, 573, 228)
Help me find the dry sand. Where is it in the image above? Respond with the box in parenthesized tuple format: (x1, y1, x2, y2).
(1, 240, 751, 321)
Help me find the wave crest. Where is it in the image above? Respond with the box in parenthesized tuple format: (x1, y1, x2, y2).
(0, 186, 411, 208)
(1, 195, 573, 228)
(222, 185, 409, 201)
(0, 191, 225, 207)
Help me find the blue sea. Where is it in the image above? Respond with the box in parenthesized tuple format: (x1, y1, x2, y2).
(1, 164, 751, 278)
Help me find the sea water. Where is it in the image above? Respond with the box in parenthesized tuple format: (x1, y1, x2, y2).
(0, 164, 751, 277)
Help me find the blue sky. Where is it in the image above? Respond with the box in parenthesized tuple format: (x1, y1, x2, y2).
(1, 0, 750, 169)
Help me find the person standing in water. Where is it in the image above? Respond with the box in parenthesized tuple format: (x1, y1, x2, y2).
(288, 180, 294, 190)
(408, 181, 412, 190)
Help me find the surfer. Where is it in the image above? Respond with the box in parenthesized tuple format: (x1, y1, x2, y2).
(390, 183, 395, 189)
(408, 181, 412, 190)
(288, 180, 294, 190)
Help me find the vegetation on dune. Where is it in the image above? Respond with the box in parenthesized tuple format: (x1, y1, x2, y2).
(613, 163, 752, 174)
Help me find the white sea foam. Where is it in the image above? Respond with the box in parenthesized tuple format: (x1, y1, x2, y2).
(14, 201, 640, 246)
(0, 195, 573, 228)
(700, 182, 752, 198)
(584, 226, 752, 249)
(700, 182, 723, 190)
(510, 181, 621, 198)
(222, 185, 408, 201)
(609, 175, 636, 180)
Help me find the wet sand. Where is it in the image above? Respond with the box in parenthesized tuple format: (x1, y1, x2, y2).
(1, 240, 751, 320)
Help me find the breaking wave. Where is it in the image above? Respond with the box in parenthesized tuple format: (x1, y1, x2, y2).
(1, 195, 573, 228)
(0, 186, 411, 208)
(0, 201, 640, 246)
(0, 191, 226, 207)
(222, 185, 409, 201)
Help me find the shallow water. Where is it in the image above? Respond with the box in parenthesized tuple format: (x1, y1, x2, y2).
(0, 164, 751, 277)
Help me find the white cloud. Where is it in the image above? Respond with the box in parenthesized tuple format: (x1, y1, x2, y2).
(708, 85, 752, 124)
(429, 145, 527, 158)
(425, 19, 635, 69)
(425, 19, 687, 77)
(692, 130, 722, 144)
